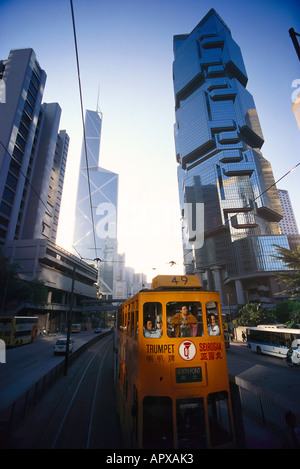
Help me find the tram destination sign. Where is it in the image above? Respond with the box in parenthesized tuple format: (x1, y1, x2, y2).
(175, 366, 202, 384)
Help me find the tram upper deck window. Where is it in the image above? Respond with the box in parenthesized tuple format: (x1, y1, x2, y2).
(143, 302, 162, 338)
(206, 302, 220, 336)
(167, 302, 203, 338)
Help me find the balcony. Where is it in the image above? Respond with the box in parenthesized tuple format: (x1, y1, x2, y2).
(219, 150, 243, 163)
(210, 88, 236, 101)
(207, 65, 225, 77)
(218, 131, 240, 144)
(222, 162, 254, 177)
(231, 213, 258, 229)
(209, 119, 236, 133)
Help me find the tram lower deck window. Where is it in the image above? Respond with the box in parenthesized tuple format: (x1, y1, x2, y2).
(143, 396, 173, 449)
(176, 398, 207, 449)
(207, 391, 233, 446)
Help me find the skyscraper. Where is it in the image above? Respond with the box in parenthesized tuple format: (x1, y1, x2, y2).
(278, 189, 299, 235)
(0, 49, 69, 245)
(72, 109, 119, 297)
(0, 48, 98, 327)
(173, 9, 290, 306)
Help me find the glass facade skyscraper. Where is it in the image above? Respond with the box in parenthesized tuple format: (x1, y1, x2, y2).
(0, 49, 69, 245)
(173, 9, 290, 305)
(72, 109, 119, 297)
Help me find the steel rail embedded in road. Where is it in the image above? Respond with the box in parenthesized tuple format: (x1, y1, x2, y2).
(51, 336, 111, 449)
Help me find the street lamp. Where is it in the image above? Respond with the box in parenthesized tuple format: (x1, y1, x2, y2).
(64, 265, 75, 376)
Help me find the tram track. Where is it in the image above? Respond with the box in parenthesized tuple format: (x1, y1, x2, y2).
(49, 335, 112, 449)
(3, 333, 123, 449)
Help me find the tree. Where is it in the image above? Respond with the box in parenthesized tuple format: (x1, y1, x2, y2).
(0, 246, 21, 311)
(0, 246, 48, 312)
(269, 301, 300, 329)
(273, 245, 300, 300)
(234, 303, 276, 327)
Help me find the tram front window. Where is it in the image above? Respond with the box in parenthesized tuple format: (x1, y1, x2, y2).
(206, 302, 220, 336)
(176, 398, 207, 449)
(143, 302, 162, 338)
(167, 302, 203, 337)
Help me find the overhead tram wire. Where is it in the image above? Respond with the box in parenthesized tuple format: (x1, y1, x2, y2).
(70, 0, 98, 259)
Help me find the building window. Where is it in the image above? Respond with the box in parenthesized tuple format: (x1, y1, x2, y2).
(2, 186, 15, 204)
(0, 201, 11, 217)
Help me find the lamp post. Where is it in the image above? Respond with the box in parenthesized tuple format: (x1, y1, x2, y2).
(64, 265, 75, 376)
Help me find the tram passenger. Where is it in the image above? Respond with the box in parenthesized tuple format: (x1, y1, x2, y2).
(170, 305, 197, 338)
(144, 319, 161, 338)
(207, 313, 220, 336)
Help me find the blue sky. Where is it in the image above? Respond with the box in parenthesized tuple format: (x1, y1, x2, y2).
(1, 0, 300, 280)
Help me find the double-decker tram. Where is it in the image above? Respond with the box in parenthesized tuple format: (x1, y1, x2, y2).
(114, 275, 236, 449)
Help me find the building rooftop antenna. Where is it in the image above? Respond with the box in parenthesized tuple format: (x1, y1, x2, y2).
(96, 85, 102, 114)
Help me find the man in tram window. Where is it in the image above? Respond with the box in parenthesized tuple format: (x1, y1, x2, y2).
(206, 302, 220, 336)
(143, 318, 161, 338)
(207, 307, 220, 336)
(170, 305, 197, 338)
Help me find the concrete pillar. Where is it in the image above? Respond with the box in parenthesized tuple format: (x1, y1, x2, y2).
(235, 279, 245, 304)
(206, 269, 213, 291)
(211, 265, 224, 305)
(194, 269, 205, 287)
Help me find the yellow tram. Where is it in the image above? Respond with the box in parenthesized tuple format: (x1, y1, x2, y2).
(114, 275, 236, 449)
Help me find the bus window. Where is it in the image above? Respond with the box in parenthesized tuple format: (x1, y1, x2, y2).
(176, 398, 207, 449)
(143, 302, 162, 338)
(143, 396, 173, 449)
(206, 302, 220, 336)
(167, 302, 203, 338)
(207, 391, 233, 446)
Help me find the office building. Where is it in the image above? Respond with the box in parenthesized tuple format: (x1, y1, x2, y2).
(173, 9, 291, 306)
(72, 109, 120, 298)
(0, 48, 98, 327)
(278, 189, 299, 235)
(0, 49, 68, 245)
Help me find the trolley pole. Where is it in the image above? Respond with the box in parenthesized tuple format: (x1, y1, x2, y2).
(64, 266, 75, 376)
(289, 28, 300, 61)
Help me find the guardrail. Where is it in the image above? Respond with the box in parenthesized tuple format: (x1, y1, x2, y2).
(0, 330, 112, 438)
(229, 374, 300, 437)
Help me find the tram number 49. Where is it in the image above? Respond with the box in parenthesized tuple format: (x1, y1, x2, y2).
(171, 276, 188, 285)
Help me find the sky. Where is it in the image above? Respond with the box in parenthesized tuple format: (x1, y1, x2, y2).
(1, 0, 300, 282)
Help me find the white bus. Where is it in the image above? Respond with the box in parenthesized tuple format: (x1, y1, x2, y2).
(246, 326, 300, 358)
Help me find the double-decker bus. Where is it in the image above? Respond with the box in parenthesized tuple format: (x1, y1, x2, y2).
(246, 326, 300, 357)
(0, 316, 38, 347)
(114, 275, 236, 449)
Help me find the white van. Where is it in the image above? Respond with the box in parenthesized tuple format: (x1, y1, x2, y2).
(54, 338, 74, 355)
